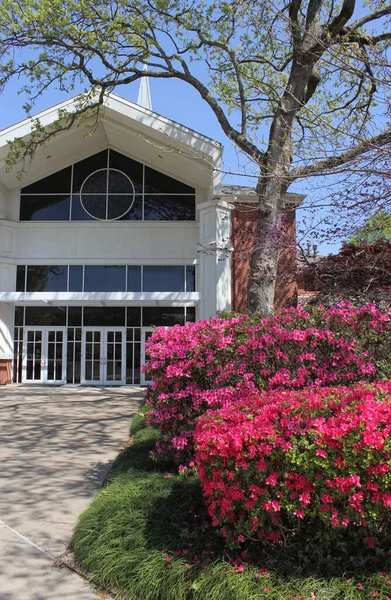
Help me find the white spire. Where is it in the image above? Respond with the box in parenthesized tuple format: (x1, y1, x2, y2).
(137, 64, 152, 111)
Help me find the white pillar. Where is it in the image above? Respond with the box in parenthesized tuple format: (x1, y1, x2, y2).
(198, 199, 232, 319)
(0, 302, 14, 360)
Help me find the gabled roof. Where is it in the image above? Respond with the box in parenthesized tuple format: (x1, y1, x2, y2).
(0, 92, 223, 190)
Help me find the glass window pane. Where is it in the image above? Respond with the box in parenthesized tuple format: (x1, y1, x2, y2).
(16, 266, 26, 292)
(186, 266, 196, 292)
(72, 150, 108, 193)
(109, 150, 143, 194)
(80, 195, 107, 220)
(116, 196, 142, 220)
(14, 307, 24, 326)
(81, 170, 107, 194)
(143, 266, 184, 292)
(84, 266, 126, 292)
(69, 266, 83, 292)
(83, 307, 125, 326)
(144, 166, 195, 195)
(134, 342, 141, 384)
(127, 267, 141, 292)
(25, 306, 66, 326)
(20, 195, 71, 221)
(26, 265, 68, 292)
(21, 166, 72, 194)
(142, 307, 185, 327)
(186, 307, 196, 322)
(127, 307, 141, 327)
(68, 307, 82, 326)
(70, 195, 95, 221)
(108, 195, 134, 220)
(108, 170, 133, 194)
(143, 195, 195, 221)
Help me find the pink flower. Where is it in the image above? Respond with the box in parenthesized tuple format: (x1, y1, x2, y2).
(366, 537, 376, 549)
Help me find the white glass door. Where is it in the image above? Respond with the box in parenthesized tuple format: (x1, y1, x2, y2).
(141, 327, 154, 386)
(105, 329, 126, 385)
(82, 328, 103, 384)
(23, 327, 66, 384)
(82, 327, 126, 385)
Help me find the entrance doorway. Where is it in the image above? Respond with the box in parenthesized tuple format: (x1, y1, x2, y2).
(141, 327, 154, 386)
(82, 328, 126, 385)
(22, 327, 66, 384)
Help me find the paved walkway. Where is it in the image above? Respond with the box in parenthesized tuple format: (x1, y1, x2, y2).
(0, 385, 143, 600)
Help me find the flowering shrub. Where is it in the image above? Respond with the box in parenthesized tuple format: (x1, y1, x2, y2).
(145, 302, 391, 462)
(194, 382, 391, 547)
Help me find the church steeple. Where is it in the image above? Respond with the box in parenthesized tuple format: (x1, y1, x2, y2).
(137, 64, 152, 111)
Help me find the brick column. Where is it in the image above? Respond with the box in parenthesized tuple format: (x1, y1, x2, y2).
(0, 359, 12, 385)
(231, 204, 298, 312)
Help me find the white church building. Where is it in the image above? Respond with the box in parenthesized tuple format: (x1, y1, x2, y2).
(0, 85, 237, 386)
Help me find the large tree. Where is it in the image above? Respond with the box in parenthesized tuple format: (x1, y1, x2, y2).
(0, 0, 391, 315)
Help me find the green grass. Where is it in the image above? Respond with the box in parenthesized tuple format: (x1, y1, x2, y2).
(72, 413, 391, 600)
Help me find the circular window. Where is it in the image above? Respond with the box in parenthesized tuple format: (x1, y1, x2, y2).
(80, 168, 135, 221)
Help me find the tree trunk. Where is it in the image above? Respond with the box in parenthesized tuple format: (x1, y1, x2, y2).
(247, 175, 286, 316)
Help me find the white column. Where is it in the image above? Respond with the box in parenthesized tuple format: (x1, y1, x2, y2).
(0, 184, 7, 220)
(198, 199, 232, 319)
(0, 302, 14, 360)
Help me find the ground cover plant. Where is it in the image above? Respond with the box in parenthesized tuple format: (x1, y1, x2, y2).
(145, 303, 391, 463)
(72, 403, 391, 600)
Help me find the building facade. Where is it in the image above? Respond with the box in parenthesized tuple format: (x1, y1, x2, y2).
(0, 93, 300, 386)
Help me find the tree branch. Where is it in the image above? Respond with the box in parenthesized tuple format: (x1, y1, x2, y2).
(290, 130, 391, 179)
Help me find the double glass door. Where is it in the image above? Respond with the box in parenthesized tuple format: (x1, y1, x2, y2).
(23, 327, 66, 384)
(82, 328, 126, 385)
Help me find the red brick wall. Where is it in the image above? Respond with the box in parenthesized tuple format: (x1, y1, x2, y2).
(231, 205, 298, 313)
(0, 360, 12, 385)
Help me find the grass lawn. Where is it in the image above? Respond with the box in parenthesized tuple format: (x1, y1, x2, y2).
(71, 407, 391, 600)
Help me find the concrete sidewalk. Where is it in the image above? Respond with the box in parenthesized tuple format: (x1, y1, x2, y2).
(0, 385, 143, 600)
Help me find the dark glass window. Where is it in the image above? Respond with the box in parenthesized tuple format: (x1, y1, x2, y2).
(70, 195, 95, 221)
(21, 166, 72, 195)
(84, 266, 126, 292)
(25, 306, 67, 326)
(186, 266, 196, 292)
(142, 307, 185, 326)
(143, 195, 195, 221)
(107, 195, 134, 220)
(143, 266, 184, 292)
(16, 266, 26, 292)
(72, 150, 108, 193)
(19, 149, 196, 222)
(14, 307, 24, 326)
(83, 307, 125, 326)
(127, 266, 142, 292)
(116, 196, 143, 220)
(69, 266, 83, 292)
(127, 307, 141, 326)
(20, 195, 71, 221)
(68, 307, 82, 326)
(144, 166, 195, 195)
(80, 195, 107, 220)
(26, 266, 68, 292)
(110, 150, 143, 194)
(186, 307, 196, 322)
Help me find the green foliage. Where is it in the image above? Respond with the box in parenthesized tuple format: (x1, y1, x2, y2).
(0, 0, 389, 173)
(350, 211, 391, 245)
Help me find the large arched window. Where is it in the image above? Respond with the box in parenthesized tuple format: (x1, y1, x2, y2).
(19, 149, 196, 221)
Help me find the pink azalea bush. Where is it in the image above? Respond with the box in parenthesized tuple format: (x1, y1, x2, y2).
(194, 382, 391, 547)
(145, 302, 391, 462)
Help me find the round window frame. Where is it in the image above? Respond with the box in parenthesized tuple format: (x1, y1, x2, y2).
(80, 168, 136, 221)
